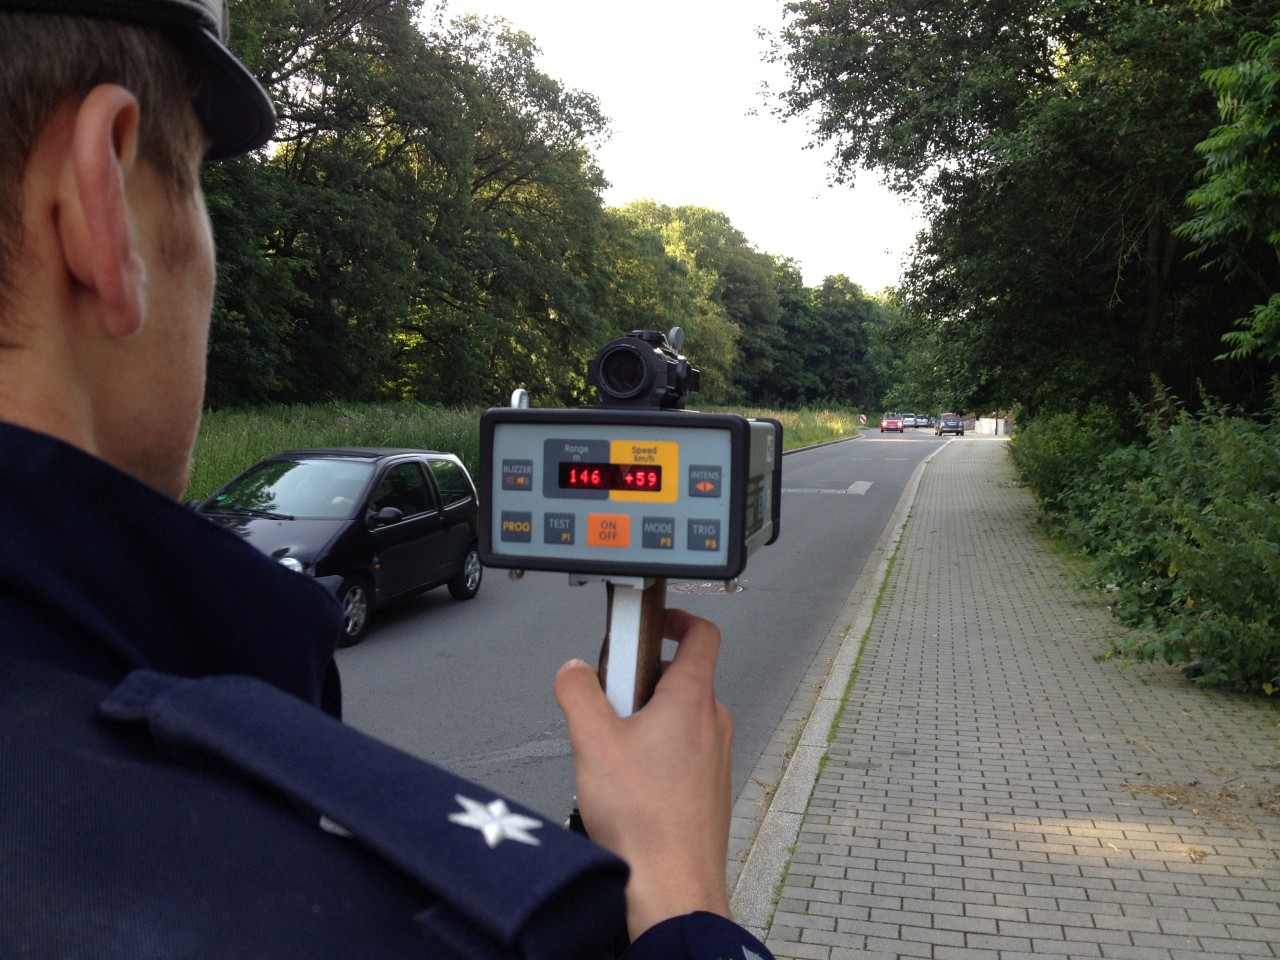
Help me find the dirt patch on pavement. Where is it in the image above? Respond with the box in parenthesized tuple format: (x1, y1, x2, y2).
(1122, 775, 1280, 830)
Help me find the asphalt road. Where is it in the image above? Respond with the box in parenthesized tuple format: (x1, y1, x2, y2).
(337, 428, 942, 820)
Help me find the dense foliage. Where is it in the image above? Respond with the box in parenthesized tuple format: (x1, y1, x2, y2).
(774, 0, 1280, 692)
(771, 0, 1280, 418)
(1007, 398, 1280, 696)
(204, 0, 897, 411)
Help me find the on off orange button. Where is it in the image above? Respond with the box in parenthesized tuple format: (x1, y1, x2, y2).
(587, 514, 631, 548)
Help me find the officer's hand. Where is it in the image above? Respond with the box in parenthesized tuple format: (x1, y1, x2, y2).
(554, 609, 734, 940)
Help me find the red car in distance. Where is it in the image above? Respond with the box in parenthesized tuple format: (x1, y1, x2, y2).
(880, 413, 904, 433)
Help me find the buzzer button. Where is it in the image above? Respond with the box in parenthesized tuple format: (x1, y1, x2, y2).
(501, 460, 534, 491)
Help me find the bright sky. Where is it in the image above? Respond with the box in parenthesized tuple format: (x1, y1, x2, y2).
(446, 0, 922, 293)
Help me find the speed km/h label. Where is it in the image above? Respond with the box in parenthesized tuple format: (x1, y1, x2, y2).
(605, 440, 678, 503)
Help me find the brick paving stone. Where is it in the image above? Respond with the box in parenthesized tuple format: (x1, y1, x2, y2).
(749, 439, 1280, 960)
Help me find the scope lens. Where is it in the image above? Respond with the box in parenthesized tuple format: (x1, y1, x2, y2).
(597, 344, 649, 399)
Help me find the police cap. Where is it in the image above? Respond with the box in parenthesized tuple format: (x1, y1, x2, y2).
(0, 0, 275, 159)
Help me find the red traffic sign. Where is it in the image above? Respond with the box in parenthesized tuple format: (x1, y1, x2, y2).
(859, 413, 867, 425)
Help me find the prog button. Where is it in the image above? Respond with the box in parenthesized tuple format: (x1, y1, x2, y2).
(499, 511, 533, 542)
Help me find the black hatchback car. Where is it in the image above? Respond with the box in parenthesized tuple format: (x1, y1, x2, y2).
(196, 448, 482, 645)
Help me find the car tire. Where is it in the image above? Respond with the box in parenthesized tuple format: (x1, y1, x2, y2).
(448, 544, 483, 600)
(337, 575, 371, 647)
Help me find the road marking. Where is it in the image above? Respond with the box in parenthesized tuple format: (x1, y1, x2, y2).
(782, 481, 874, 496)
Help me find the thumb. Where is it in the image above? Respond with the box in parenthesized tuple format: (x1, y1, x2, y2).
(554, 658, 618, 730)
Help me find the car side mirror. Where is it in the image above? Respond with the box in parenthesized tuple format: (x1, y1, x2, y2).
(369, 506, 404, 528)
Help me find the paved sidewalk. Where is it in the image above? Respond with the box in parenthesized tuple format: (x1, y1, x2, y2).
(733, 437, 1280, 959)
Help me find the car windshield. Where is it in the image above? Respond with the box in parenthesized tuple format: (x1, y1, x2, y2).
(204, 458, 375, 520)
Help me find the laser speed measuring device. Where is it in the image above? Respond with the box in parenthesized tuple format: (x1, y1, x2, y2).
(478, 330, 782, 582)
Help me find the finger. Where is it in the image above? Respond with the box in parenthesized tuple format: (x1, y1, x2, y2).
(554, 658, 619, 730)
(661, 608, 722, 678)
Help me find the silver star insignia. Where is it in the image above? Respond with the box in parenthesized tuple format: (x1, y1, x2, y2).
(448, 795, 543, 849)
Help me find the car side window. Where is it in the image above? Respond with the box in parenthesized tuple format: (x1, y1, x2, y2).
(428, 460, 473, 508)
(371, 462, 433, 519)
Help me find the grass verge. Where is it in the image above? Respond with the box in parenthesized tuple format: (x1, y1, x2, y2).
(186, 402, 859, 500)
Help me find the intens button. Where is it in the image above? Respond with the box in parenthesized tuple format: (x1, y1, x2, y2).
(688, 464, 722, 497)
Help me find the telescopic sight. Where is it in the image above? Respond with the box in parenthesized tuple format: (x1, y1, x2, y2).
(596, 343, 650, 400)
(586, 329, 698, 409)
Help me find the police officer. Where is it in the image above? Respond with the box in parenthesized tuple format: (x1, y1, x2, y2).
(0, 2, 773, 957)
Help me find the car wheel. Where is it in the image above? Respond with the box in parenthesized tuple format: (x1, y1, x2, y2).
(448, 544, 483, 600)
(336, 575, 371, 647)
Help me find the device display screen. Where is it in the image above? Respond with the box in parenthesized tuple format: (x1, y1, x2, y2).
(559, 462, 663, 492)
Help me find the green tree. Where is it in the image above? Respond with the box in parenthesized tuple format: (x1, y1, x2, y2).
(766, 258, 825, 404)
(610, 202, 744, 401)
(769, 0, 1080, 191)
(209, 0, 447, 403)
(809, 275, 874, 406)
(207, 2, 615, 407)
(590, 211, 703, 345)
(708, 245, 781, 402)
(1179, 9, 1280, 362)
(203, 156, 297, 407)
(772, 0, 1280, 417)
(424, 15, 612, 406)
(766, 262, 892, 408)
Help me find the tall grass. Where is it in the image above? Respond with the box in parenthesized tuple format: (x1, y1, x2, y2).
(732, 407, 862, 449)
(188, 403, 481, 500)
(187, 402, 861, 501)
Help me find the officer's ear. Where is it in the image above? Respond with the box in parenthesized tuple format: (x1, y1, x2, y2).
(59, 83, 146, 338)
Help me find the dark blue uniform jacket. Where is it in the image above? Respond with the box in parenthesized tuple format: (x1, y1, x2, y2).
(0, 424, 772, 959)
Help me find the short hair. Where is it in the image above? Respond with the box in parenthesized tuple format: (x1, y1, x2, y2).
(0, 12, 205, 307)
